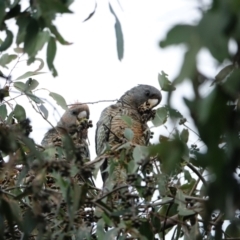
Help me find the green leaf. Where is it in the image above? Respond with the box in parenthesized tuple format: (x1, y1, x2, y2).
(225, 222, 240, 237)
(139, 220, 154, 240)
(124, 128, 134, 141)
(180, 128, 189, 143)
(184, 170, 192, 182)
(158, 71, 176, 91)
(25, 78, 39, 91)
(160, 24, 197, 48)
(13, 81, 26, 92)
(0, 104, 7, 120)
(13, 47, 23, 53)
(47, 37, 57, 76)
(152, 107, 168, 127)
(0, 54, 17, 68)
(25, 92, 44, 103)
(212, 64, 235, 85)
(0, 30, 13, 51)
(16, 16, 29, 45)
(15, 71, 46, 80)
(109, 3, 124, 61)
(49, 25, 72, 45)
(167, 106, 183, 119)
(33, 58, 44, 72)
(13, 104, 26, 121)
(121, 115, 133, 127)
(0, 1, 6, 27)
(49, 92, 67, 110)
(35, 31, 50, 53)
(24, 18, 39, 56)
(133, 145, 149, 172)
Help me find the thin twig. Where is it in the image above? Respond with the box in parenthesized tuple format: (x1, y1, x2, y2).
(183, 123, 200, 138)
(68, 99, 119, 106)
(186, 162, 207, 186)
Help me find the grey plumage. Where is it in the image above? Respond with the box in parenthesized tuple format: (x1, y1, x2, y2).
(95, 84, 162, 185)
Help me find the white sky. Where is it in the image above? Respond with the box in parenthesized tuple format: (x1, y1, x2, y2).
(1, 0, 230, 238)
(2, 0, 217, 185)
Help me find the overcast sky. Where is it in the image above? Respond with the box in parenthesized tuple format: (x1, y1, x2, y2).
(2, 0, 217, 187)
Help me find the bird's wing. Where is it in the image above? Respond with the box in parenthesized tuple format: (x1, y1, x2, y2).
(95, 106, 114, 156)
(41, 128, 60, 147)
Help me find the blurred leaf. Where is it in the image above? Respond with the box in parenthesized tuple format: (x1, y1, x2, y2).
(184, 170, 192, 182)
(25, 78, 39, 91)
(0, 1, 6, 26)
(109, 3, 124, 61)
(39, 104, 48, 119)
(150, 212, 161, 234)
(159, 135, 169, 142)
(24, 18, 39, 56)
(25, 92, 44, 103)
(14, 81, 26, 92)
(121, 115, 133, 127)
(198, 11, 229, 62)
(23, 209, 38, 235)
(35, 31, 50, 53)
(180, 128, 189, 143)
(49, 92, 67, 110)
(152, 107, 168, 127)
(225, 222, 240, 237)
(151, 139, 185, 175)
(16, 16, 29, 45)
(175, 189, 195, 216)
(133, 145, 149, 172)
(83, 2, 97, 22)
(160, 24, 197, 47)
(47, 37, 57, 76)
(0, 29, 13, 51)
(124, 128, 134, 141)
(212, 64, 234, 85)
(15, 71, 46, 80)
(13, 47, 23, 53)
(158, 71, 176, 91)
(13, 104, 26, 121)
(0, 104, 7, 120)
(0, 86, 9, 101)
(33, 58, 44, 72)
(167, 106, 183, 119)
(0, 54, 17, 68)
(49, 25, 72, 45)
(139, 220, 155, 240)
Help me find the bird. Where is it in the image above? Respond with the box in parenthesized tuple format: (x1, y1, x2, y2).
(41, 102, 91, 163)
(95, 84, 162, 188)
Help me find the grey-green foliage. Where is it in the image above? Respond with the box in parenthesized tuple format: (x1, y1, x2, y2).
(1, 0, 240, 239)
(0, 0, 124, 77)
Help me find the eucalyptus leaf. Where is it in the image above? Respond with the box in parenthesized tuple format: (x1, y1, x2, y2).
(123, 128, 134, 141)
(15, 71, 46, 80)
(0, 54, 17, 68)
(47, 37, 57, 76)
(0, 104, 7, 120)
(158, 71, 176, 91)
(121, 115, 133, 127)
(39, 104, 48, 119)
(49, 92, 67, 110)
(0, 30, 13, 51)
(180, 128, 189, 143)
(13, 104, 26, 121)
(152, 107, 168, 127)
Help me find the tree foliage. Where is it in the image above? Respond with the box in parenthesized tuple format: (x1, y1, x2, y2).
(1, 0, 240, 239)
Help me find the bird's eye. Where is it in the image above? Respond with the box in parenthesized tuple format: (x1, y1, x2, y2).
(71, 110, 78, 115)
(145, 90, 150, 97)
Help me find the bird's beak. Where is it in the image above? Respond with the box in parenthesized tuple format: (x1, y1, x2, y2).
(147, 98, 160, 108)
(78, 111, 87, 119)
